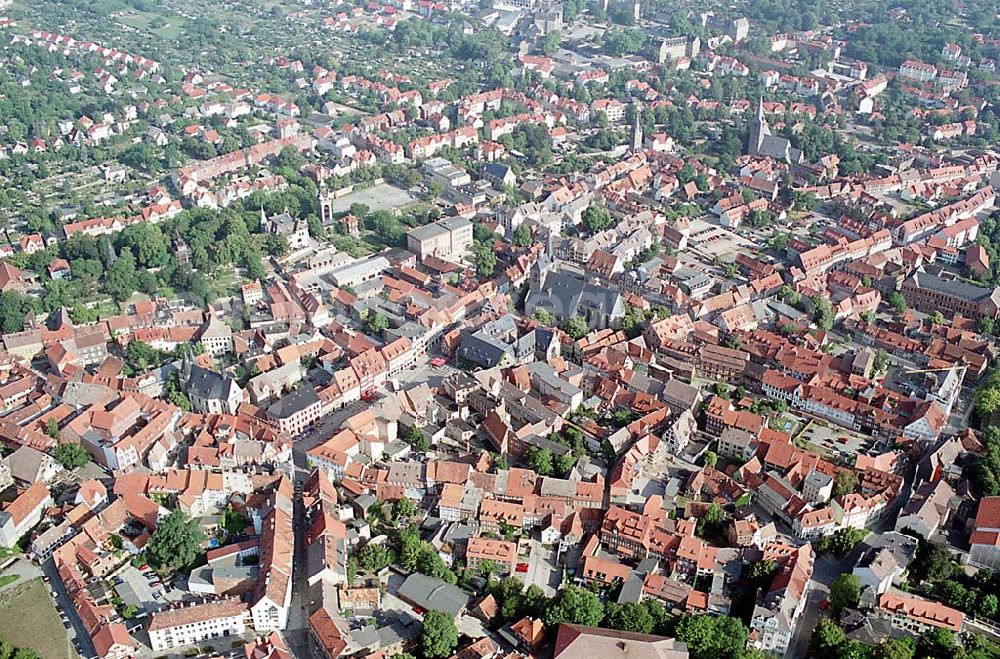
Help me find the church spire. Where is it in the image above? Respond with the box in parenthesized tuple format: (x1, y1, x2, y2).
(630, 102, 644, 154)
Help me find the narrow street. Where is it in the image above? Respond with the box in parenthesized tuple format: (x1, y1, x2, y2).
(284, 470, 316, 659)
(40, 558, 95, 659)
(786, 445, 921, 657)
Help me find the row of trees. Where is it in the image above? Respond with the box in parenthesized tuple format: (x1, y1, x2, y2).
(909, 540, 1000, 622)
(490, 577, 764, 658)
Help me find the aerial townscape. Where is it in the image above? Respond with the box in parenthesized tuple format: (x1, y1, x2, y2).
(2, 0, 1000, 659)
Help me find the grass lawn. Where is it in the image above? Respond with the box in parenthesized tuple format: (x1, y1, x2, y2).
(0, 574, 18, 589)
(116, 9, 186, 38)
(0, 578, 73, 659)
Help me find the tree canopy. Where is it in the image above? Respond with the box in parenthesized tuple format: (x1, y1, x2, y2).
(543, 585, 603, 628)
(420, 611, 458, 659)
(146, 510, 207, 573)
(52, 443, 90, 470)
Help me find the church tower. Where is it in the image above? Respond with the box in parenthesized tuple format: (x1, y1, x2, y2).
(630, 103, 644, 154)
(747, 97, 769, 157)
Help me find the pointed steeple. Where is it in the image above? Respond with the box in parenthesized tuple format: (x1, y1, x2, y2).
(630, 102, 644, 154)
(180, 351, 193, 383)
(747, 97, 769, 157)
(105, 237, 117, 267)
(260, 204, 267, 227)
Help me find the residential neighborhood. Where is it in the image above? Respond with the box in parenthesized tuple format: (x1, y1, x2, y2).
(0, 0, 998, 658)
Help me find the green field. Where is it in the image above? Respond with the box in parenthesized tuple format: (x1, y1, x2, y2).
(0, 578, 73, 659)
(116, 9, 186, 38)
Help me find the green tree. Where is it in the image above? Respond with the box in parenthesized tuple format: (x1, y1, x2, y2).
(611, 408, 633, 427)
(769, 232, 790, 252)
(408, 426, 430, 452)
(475, 243, 497, 277)
(563, 316, 588, 340)
(512, 223, 532, 247)
(540, 30, 561, 55)
(146, 510, 207, 572)
(819, 527, 868, 556)
(358, 543, 394, 572)
(45, 418, 60, 439)
(916, 628, 958, 659)
(703, 450, 718, 468)
(532, 307, 554, 325)
(393, 497, 416, 519)
(873, 637, 915, 659)
(911, 541, 954, 583)
(220, 505, 248, 534)
(104, 251, 138, 302)
(582, 205, 612, 233)
(976, 384, 1000, 419)
(833, 469, 858, 496)
(364, 311, 390, 336)
(0, 291, 36, 333)
(745, 559, 777, 589)
(604, 601, 654, 634)
(811, 295, 835, 330)
(811, 619, 846, 655)
(873, 349, 890, 373)
(421, 610, 458, 659)
(829, 574, 861, 613)
(979, 592, 998, 619)
(887, 291, 907, 315)
(695, 503, 725, 539)
(554, 451, 577, 478)
(166, 370, 192, 411)
(674, 614, 750, 659)
(118, 223, 170, 268)
(526, 447, 554, 476)
(543, 585, 603, 628)
(52, 443, 90, 469)
(126, 340, 161, 371)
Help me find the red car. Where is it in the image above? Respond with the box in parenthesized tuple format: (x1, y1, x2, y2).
(516, 563, 529, 573)
(430, 357, 447, 367)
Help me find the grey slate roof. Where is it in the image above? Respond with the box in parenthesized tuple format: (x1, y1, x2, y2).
(525, 270, 624, 326)
(910, 269, 1000, 303)
(458, 330, 512, 368)
(186, 362, 235, 400)
(266, 386, 320, 419)
(397, 573, 469, 617)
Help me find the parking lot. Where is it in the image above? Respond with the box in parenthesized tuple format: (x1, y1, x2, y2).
(113, 564, 174, 615)
(796, 419, 874, 462)
(523, 541, 561, 597)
